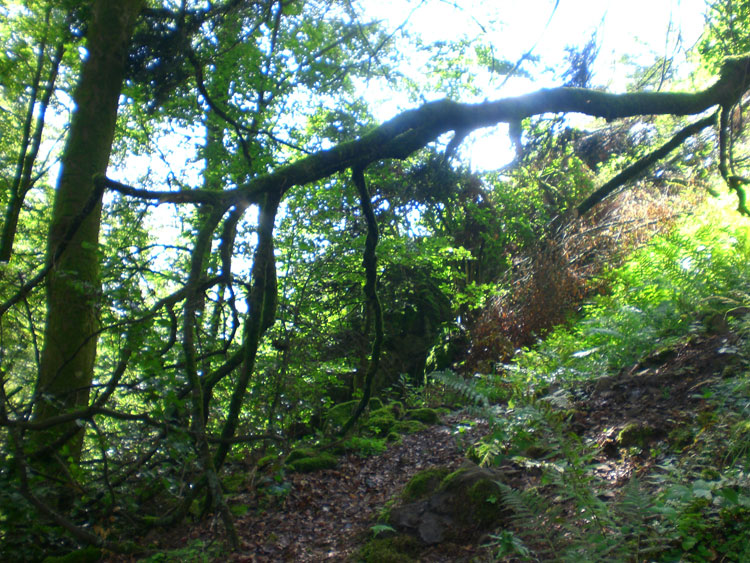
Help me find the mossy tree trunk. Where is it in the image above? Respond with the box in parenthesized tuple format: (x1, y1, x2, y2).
(341, 167, 384, 435)
(33, 0, 143, 466)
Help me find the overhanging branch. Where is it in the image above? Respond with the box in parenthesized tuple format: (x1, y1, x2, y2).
(577, 112, 719, 215)
(105, 54, 750, 213)
(223, 54, 750, 206)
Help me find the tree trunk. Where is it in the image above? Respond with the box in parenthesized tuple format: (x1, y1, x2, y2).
(33, 0, 142, 466)
(0, 2, 64, 262)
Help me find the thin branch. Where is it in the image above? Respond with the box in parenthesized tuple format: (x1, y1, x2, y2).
(577, 112, 718, 215)
(0, 179, 106, 317)
(341, 166, 383, 435)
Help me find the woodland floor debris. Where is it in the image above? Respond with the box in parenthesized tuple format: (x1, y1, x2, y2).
(112, 331, 746, 562)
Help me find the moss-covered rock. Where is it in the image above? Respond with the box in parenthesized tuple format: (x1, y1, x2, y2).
(392, 419, 427, 435)
(257, 454, 273, 468)
(389, 463, 508, 545)
(325, 400, 359, 431)
(287, 453, 338, 473)
(286, 447, 319, 464)
(42, 548, 102, 563)
(366, 407, 397, 435)
(285, 447, 338, 472)
(617, 422, 656, 448)
(342, 436, 388, 457)
(401, 467, 451, 503)
(463, 475, 503, 527)
(356, 534, 420, 563)
(406, 407, 440, 425)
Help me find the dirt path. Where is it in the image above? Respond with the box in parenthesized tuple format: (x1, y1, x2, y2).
(210, 415, 488, 562)
(129, 334, 737, 562)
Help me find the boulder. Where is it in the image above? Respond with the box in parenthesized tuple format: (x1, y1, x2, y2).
(389, 463, 509, 545)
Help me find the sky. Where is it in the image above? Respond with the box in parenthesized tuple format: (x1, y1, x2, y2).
(361, 0, 708, 169)
(92, 0, 712, 244)
(80, 0, 712, 291)
(105, 0, 710, 186)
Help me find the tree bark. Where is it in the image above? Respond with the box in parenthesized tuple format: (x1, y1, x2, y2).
(341, 167, 384, 435)
(0, 3, 65, 262)
(103, 53, 750, 215)
(33, 0, 143, 466)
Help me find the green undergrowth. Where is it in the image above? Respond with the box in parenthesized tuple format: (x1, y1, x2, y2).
(515, 196, 750, 384)
(430, 198, 750, 561)
(273, 397, 444, 470)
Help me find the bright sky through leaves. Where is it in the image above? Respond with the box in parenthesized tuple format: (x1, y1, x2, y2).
(363, 0, 707, 169)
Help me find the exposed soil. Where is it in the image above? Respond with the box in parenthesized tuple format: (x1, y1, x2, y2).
(574, 332, 740, 488)
(227, 416, 489, 562)
(122, 331, 742, 562)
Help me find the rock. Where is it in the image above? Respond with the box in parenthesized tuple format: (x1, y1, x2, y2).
(325, 400, 359, 431)
(388, 463, 508, 545)
(406, 407, 440, 424)
(366, 407, 397, 435)
(401, 467, 451, 503)
(285, 447, 338, 472)
(418, 511, 453, 544)
(392, 419, 428, 435)
(616, 421, 656, 448)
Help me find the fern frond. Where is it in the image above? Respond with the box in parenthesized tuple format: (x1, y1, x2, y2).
(429, 369, 490, 407)
(497, 481, 559, 559)
(615, 476, 668, 558)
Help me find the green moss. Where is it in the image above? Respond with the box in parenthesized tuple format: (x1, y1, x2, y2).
(286, 447, 319, 464)
(326, 400, 359, 430)
(435, 407, 451, 417)
(406, 407, 440, 425)
(438, 467, 504, 528)
(617, 422, 655, 448)
(287, 453, 338, 473)
(369, 397, 384, 410)
(668, 425, 695, 450)
(401, 467, 451, 503)
(222, 473, 245, 493)
(229, 503, 250, 516)
(392, 420, 427, 434)
(343, 436, 388, 457)
(386, 431, 402, 443)
(257, 454, 278, 469)
(366, 407, 396, 435)
(388, 401, 404, 417)
(356, 535, 420, 563)
(285, 447, 338, 472)
(42, 548, 102, 563)
(439, 468, 468, 489)
(465, 479, 502, 527)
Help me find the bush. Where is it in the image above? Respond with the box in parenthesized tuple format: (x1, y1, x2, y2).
(405, 408, 440, 425)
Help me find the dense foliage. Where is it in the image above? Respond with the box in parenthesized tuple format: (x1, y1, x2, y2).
(0, 0, 749, 559)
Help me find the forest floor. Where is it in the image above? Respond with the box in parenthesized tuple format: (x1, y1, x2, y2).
(129, 330, 741, 562)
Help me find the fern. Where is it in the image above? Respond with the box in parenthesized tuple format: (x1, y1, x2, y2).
(429, 369, 490, 407)
(615, 476, 667, 558)
(497, 481, 560, 560)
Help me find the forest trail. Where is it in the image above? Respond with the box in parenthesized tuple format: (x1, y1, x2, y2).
(227, 415, 489, 562)
(136, 414, 488, 562)
(132, 331, 739, 562)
